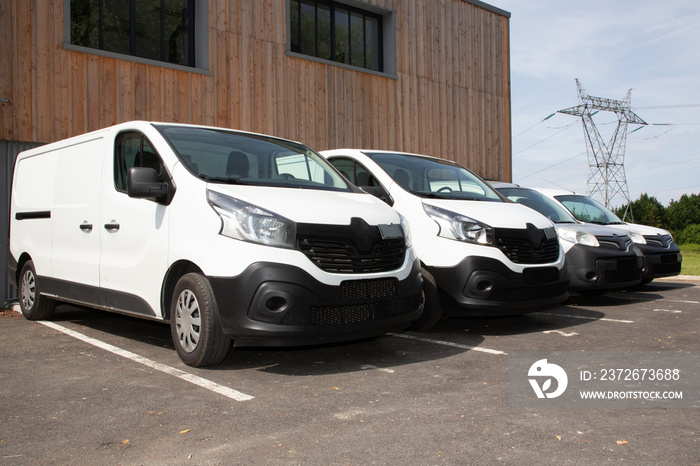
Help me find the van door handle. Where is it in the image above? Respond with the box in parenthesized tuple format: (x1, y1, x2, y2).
(79, 222, 93, 232)
(104, 221, 120, 232)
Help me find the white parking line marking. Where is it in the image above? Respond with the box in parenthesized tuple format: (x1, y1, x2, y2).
(663, 299, 699, 304)
(360, 364, 395, 373)
(543, 330, 579, 337)
(389, 333, 507, 355)
(536, 313, 634, 324)
(38, 321, 254, 402)
(653, 309, 682, 313)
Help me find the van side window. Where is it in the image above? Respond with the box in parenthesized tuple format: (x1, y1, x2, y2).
(114, 132, 164, 192)
(329, 158, 381, 188)
(274, 152, 329, 184)
(427, 167, 486, 196)
(329, 158, 355, 183)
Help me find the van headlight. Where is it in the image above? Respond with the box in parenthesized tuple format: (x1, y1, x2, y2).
(400, 214, 412, 247)
(423, 204, 494, 245)
(627, 231, 647, 245)
(557, 227, 599, 247)
(207, 190, 296, 249)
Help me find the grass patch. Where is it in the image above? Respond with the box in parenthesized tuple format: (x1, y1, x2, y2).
(679, 243, 700, 276)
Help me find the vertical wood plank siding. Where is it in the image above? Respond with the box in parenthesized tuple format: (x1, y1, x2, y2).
(0, 0, 511, 180)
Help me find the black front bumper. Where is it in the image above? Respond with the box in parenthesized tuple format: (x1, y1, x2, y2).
(426, 256, 569, 316)
(566, 244, 644, 291)
(208, 260, 423, 347)
(638, 243, 682, 280)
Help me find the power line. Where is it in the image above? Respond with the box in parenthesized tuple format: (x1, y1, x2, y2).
(512, 113, 556, 139)
(512, 121, 578, 156)
(651, 184, 700, 195)
(635, 104, 700, 109)
(517, 151, 585, 181)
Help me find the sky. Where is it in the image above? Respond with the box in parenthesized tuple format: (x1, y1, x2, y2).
(490, 0, 700, 209)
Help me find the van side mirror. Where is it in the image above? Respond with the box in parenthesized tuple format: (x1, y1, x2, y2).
(127, 167, 173, 205)
(360, 185, 394, 206)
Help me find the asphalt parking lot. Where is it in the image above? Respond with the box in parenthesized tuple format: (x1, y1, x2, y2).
(1, 278, 698, 465)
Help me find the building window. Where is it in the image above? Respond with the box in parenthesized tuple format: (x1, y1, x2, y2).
(70, 0, 196, 67)
(290, 0, 383, 72)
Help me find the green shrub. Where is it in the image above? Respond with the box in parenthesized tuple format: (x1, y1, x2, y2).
(676, 224, 700, 245)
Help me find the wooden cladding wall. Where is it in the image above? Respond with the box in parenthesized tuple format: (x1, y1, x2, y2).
(0, 0, 511, 180)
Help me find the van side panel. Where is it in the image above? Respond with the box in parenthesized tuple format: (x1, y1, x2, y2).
(50, 137, 105, 297)
(11, 152, 59, 280)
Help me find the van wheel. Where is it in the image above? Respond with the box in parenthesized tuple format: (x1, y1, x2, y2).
(18, 260, 55, 320)
(410, 268, 443, 331)
(170, 273, 231, 367)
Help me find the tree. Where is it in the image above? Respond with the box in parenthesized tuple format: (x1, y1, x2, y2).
(620, 193, 667, 229)
(666, 194, 700, 233)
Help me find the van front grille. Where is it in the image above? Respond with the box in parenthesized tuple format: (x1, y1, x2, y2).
(495, 226, 560, 265)
(644, 234, 673, 248)
(340, 278, 398, 300)
(598, 235, 633, 251)
(297, 218, 406, 273)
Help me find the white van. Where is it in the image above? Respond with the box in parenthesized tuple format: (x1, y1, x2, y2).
(322, 150, 569, 329)
(9, 122, 423, 366)
(490, 182, 644, 293)
(533, 188, 682, 284)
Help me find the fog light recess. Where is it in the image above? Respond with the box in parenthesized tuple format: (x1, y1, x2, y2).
(266, 296, 288, 312)
(476, 280, 493, 292)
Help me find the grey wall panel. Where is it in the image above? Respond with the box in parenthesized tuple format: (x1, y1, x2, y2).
(2, 140, 44, 305)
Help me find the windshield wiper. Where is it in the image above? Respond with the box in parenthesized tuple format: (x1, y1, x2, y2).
(409, 191, 437, 198)
(199, 175, 244, 185)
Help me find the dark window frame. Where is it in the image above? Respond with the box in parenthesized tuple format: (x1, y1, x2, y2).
(70, 0, 196, 68)
(290, 0, 384, 72)
(114, 131, 166, 193)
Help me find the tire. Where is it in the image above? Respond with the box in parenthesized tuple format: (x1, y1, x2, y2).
(18, 260, 55, 320)
(640, 278, 653, 285)
(170, 273, 231, 367)
(409, 268, 443, 331)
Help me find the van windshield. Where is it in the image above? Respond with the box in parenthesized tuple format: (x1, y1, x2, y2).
(497, 187, 577, 224)
(554, 194, 625, 225)
(365, 152, 502, 202)
(155, 125, 351, 192)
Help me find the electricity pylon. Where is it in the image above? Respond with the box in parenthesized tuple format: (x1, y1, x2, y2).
(558, 79, 647, 220)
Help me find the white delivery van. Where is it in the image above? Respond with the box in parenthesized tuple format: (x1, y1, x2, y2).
(534, 188, 682, 284)
(322, 150, 569, 330)
(491, 182, 644, 293)
(9, 122, 423, 367)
